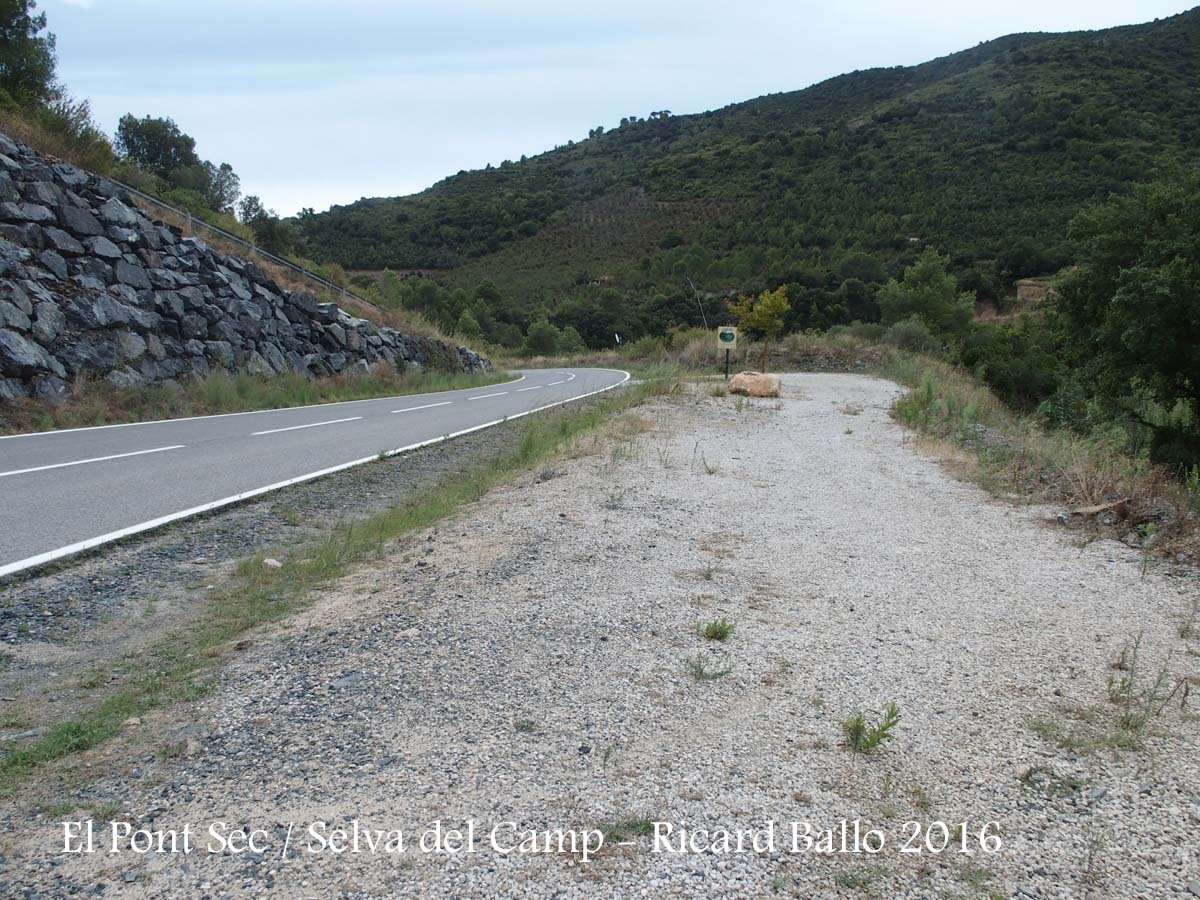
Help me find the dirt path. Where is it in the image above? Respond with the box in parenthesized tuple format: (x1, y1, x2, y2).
(1, 374, 1196, 899)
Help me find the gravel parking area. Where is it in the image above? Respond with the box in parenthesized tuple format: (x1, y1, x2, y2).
(1, 373, 1196, 899)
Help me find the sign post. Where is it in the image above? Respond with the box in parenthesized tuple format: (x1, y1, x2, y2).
(716, 326, 737, 380)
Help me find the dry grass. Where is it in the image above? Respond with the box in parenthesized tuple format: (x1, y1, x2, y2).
(0, 365, 511, 435)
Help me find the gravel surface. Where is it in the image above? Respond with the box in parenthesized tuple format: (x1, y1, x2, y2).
(1, 373, 1197, 899)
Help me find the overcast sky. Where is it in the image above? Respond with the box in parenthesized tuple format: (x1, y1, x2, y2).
(45, 0, 1192, 216)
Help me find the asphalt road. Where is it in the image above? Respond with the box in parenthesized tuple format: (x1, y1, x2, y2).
(0, 367, 629, 578)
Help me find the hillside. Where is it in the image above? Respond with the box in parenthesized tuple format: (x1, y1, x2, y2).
(300, 9, 1200, 344)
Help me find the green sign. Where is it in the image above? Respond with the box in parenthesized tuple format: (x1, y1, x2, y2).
(717, 326, 738, 349)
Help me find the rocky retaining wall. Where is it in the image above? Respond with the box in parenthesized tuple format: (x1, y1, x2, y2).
(0, 131, 489, 403)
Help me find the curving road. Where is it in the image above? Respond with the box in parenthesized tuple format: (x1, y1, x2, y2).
(0, 367, 629, 578)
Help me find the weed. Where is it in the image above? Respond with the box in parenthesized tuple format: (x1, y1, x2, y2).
(601, 817, 657, 842)
(699, 562, 718, 581)
(839, 403, 864, 416)
(1105, 634, 1187, 732)
(710, 385, 728, 398)
(514, 718, 536, 734)
(735, 397, 746, 413)
(275, 505, 303, 527)
(841, 702, 901, 753)
(655, 445, 674, 469)
(701, 453, 720, 475)
(686, 653, 734, 681)
(89, 799, 121, 820)
(535, 466, 560, 483)
(698, 617, 735, 641)
(834, 864, 888, 888)
(1178, 596, 1199, 640)
(602, 489, 626, 510)
(1020, 765, 1087, 798)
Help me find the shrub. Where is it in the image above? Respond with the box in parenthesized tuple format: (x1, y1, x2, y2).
(841, 702, 901, 753)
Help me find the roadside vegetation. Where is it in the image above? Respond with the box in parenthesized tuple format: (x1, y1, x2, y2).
(0, 368, 680, 790)
(0, 365, 511, 435)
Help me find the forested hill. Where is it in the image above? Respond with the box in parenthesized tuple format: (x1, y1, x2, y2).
(299, 8, 1199, 320)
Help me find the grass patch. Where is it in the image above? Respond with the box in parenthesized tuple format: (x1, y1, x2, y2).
(0, 370, 679, 790)
(686, 653, 734, 681)
(0, 365, 512, 435)
(600, 817, 657, 842)
(698, 617, 735, 641)
(841, 702, 901, 754)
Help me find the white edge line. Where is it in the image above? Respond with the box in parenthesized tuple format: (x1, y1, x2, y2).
(516, 386, 542, 392)
(467, 391, 508, 400)
(0, 445, 184, 479)
(252, 416, 362, 436)
(391, 401, 452, 414)
(0, 370, 631, 579)
(0, 374, 527, 440)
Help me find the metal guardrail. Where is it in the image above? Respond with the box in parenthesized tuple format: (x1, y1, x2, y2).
(111, 178, 387, 319)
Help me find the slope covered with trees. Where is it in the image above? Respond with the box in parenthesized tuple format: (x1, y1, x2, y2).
(300, 9, 1200, 347)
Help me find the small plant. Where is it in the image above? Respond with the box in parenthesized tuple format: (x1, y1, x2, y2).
(699, 562, 718, 581)
(514, 718, 536, 733)
(735, 397, 746, 413)
(1179, 596, 1199, 640)
(1105, 634, 1187, 732)
(701, 453, 720, 475)
(602, 489, 626, 510)
(841, 702, 901, 753)
(535, 465, 559, 483)
(698, 617, 735, 641)
(687, 653, 733, 681)
(710, 384, 727, 398)
(839, 402, 864, 416)
(601, 817, 656, 842)
(655, 445, 674, 469)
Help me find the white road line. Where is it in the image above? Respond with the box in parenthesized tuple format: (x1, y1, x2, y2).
(391, 401, 452, 414)
(252, 416, 362, 436)
(566, 373, 576, 380)
(468, 392, 508, 400)
(547, 380, 565, 386)
(516, 386, 542, 392)
(0, 445, 184, 479)
(0, 368, 632, 579)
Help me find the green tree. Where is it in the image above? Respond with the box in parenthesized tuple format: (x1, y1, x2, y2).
(455, 309, 482, 340)
(1051, 178, 1200, 465)
(728, 285, 789, 368)
(524, 318, 561, 356)
(115, 114, 201, 178)
(557, 325, 585, 355)
(878, 248, 975, 343)
(0, 0, 56, 108)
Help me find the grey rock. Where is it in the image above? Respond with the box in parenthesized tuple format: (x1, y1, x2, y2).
(57, 334, 119, 373)
(58, 205, 105, 237)
(0, 328, 63, 375)
(37, 249, 68, 280)
(0, 300, 31, 331)
(204, 341, 235, 368)
(116, 331, 148, 363)
(84, 235, 123, 259)
(23, 181, 64, 208)
(0, 171, 18, 203)
(42, 226, 86, 255)
(99, 197, 138, 227)
(0, 376, 28, 401)
(180, 314, 209, 340)
(114, 259, 152, 290)
(31, 375, 71, 403)
(51, 162, 90, 189)
(32, 302, 64, 344)
(106, 367, 145, 389)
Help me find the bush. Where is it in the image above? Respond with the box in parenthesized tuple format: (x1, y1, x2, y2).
(883, 318, 942, 354)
